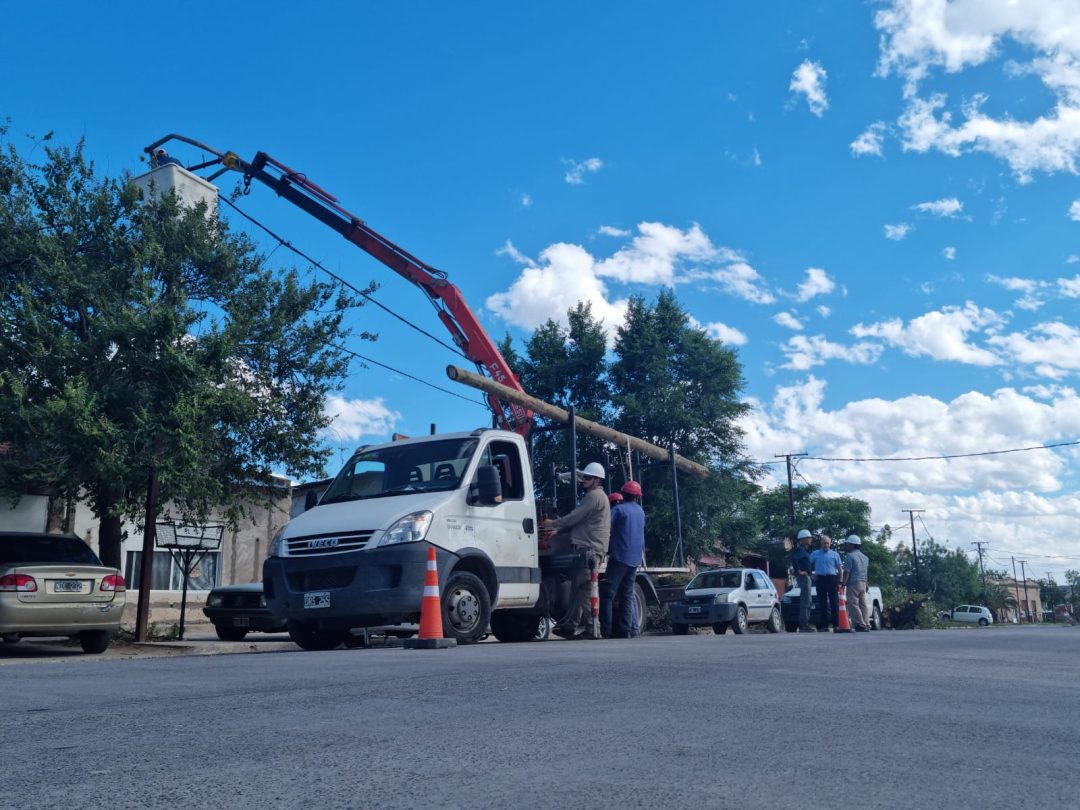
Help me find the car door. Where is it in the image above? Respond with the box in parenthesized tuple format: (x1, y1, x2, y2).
(751, 571, 774, 620)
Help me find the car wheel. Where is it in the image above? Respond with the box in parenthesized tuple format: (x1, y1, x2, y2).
(441, 571, 491, 644)
(490, 610, 536, 643)
(766, 606, 782, 633)
(732, 605, 748, 635)
(535, 616, 553, 641)
(712, 622, 729, 635)
(79, 630, 112, 655)
(784, 621, 798, 633)
(672, 622, 689, 635)
(287, 620, 345, 651)
(871, 605, 883, 630)
(978, 618, 989, 626)
(215, 626, 248, 642)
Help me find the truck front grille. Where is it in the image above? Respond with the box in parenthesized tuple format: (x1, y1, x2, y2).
(286, 530, 374, 556)
(288, 567, 357, 591)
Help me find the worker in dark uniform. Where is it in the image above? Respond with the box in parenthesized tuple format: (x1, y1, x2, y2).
(791, 529, 815, 632)
(152, 148, 183, 168)
(602, 480, 645, 639)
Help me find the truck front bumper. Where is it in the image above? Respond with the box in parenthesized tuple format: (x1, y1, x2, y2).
(670, 601, 738, 626)
(262, 542, 455, 629)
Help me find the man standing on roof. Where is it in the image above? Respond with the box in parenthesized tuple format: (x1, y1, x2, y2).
(810, 535, 842, 632)
(542, 462, 610, 639)
(791, 529, 816, 633)
(840, 535, 871, 632)
(602, 480, 645, 639)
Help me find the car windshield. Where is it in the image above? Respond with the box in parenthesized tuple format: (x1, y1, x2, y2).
(688, 570, 742, 590)
(320, 438, 479, 504)
(0, 535, 103, 565)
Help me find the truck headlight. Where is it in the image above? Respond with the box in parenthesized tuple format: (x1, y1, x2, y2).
(378, 511, 433, 546)
(268, 527, 287, 558)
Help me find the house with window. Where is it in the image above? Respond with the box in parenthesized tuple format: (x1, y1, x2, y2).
(991, 577, 1042, 624)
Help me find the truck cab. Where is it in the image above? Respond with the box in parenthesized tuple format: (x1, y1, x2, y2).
(263, 429, 539, 648)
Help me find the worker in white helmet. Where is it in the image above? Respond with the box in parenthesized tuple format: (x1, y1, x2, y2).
(841, 534, 871, 631)
(542, 461, 610, 639)
(791, 529, 816, 632)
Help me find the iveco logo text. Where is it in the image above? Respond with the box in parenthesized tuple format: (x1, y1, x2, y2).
(307, 537, 339, 549)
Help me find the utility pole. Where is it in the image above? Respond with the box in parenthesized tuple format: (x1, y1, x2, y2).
(774, 453, 807, 527)
(1019, 560, 1032, 623)
(1012, 557, 1022, 623)
(902, 510, 924, 588)
(971, 541, 988, 600)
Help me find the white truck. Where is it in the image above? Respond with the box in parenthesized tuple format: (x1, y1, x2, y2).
(262, 428, 662, 649)
(780, 584, 885, 631)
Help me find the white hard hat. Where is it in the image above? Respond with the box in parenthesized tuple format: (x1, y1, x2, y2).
(797, 529, 813, 540)
(579, 462, 606, 479)
(846, 534, 861, 546)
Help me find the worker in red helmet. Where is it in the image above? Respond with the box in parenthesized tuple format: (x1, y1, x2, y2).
(601, 480, 645, 638)
(608, 491, 624, 507)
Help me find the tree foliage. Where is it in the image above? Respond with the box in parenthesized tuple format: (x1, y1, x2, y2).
(0, 131, 371, 565)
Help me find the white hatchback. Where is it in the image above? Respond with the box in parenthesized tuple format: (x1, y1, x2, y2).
(948, 605, 994, 626)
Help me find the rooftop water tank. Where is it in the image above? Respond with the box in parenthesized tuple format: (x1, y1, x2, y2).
(131, 163, 219, 217)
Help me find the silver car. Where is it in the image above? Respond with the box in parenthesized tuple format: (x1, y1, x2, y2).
(0, 532, 126, 654)
(670, 567, 783, 635)
(946, 605, 994, 626)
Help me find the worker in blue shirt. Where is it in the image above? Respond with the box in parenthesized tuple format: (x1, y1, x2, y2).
(791, 529, 815, 632)
(809, 535, 842, 631)
(601, 480, 645, 639)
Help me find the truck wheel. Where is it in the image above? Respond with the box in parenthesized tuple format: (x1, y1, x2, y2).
(732, 605, 748, 635)
(79, 630, 112, 654)
(871, 605, 883, 631)
(490, 610, 536, 643)
(441, 571, 491, 644)
(712, 622, 729, 636)
(288, 620, 345, 651)
(535, 616, 553, 641)
(630, 582, 647, 637)
(766, 607, 782, 633)
(672, 622, 689, 635)
(215, 626, 248, 642)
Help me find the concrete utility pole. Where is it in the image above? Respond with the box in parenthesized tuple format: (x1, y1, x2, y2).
(1019, 560, 1032, 622)
(902, 510, 924, 587)
(1012, 557, 1022, 623)
(972, 541, 988, 600)
(774, 453, 808, 527)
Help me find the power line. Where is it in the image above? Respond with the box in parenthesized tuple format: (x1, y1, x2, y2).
(217, 194, 468, 360)
(804, 439, 1080, 463)
(333, 344, 487, 407)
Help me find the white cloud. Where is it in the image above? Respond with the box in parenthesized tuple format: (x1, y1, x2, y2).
(943, 246, 956, 260)
(563, 157, 603, 185)
(913, 197, 963, 217)
(884, 222, 913, 240)
(1067, 254, 1080, 264)
(851, 122, 887, 157)
(852, 301, 1005, 366)
(989, 321, 1080, 378)
(495, 240, 536, 267)
(780, 335, 884, 370)
(752, 148, 763, 167)
(773, 311, 804, 331)
(598, 225, 630, 237)
(595, 222, 720, 285)
(705, 261, 776, 304)
(1070, 200, 1080, 221)
(875, 2, 1080, 180)
(795, 267, 836, 301)
(1059, 274, 1080, 297)
(520, 193, 532, 208)
(322, 396, 401, 441)
(702, 321, 748, 346)
(817, 305, 832, 318)
(790, 59, 829, 117)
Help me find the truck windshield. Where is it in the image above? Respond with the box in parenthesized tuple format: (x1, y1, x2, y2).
(688, 570, 741, 590)
(320, 438, 479, 504)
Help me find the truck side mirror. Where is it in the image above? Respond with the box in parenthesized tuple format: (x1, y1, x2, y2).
(474, 464, 502, 505)
(304, 490, 319, 511)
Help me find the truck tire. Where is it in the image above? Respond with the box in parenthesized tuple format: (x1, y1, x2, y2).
(441, 570, 491, 644)
(535, 616, 553, 641)
(490, 611, 536, 643)
(215, 626, 248, 642)
(766, 607, 782, 633)
(288, 620, 345, 651)
(630, 582, 647, 637)
(79, 630, 112, 654)
(732, 605, 748, 635)
(712, 622, 729, 635)
(871, 605, 883, 630)
(672, 622, 689, 635)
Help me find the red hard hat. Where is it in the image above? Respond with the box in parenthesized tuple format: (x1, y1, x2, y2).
(608, 492, 624, 504)
(621, 480, 642, 497)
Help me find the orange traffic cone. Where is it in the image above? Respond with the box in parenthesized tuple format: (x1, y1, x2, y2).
(404, 547, 456, 649)
(588, 557, 601, 639)
(836, 583, 853, 634)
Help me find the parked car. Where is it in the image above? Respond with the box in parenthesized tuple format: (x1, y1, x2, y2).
(203, 583, 287, 640)
(781, 584, 885, 631)
(669, 568, 782, 635)
(0, 532, 126, 654)
(944, 605, 994, 626)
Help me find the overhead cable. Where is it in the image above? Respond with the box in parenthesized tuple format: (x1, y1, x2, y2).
(333, 344, 487, 408)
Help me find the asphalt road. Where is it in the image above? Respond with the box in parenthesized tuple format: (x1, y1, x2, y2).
(3, 627, 1077, 809)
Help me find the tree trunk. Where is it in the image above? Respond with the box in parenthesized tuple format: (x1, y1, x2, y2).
(96, 487, 124, 569)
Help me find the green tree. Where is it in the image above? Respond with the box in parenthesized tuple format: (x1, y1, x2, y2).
(894, 540, 982, 609)
(0, 132, 370, 566)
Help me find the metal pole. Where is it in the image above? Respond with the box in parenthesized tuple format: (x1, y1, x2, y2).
(1012, 557, 1021, 623)
(903, 510, 923, 588)
(670, 442, 684, 568)
(1019, 560, 1032, 623)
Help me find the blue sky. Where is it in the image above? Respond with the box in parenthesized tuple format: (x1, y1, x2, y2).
(6, 1, 1080, 577)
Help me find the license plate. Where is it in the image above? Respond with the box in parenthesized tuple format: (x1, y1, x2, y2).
(687, 606, 702, 614)
(53, 580, 86, 593)
(233, 616, 251, 627)
(304, 591, 331, 609)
